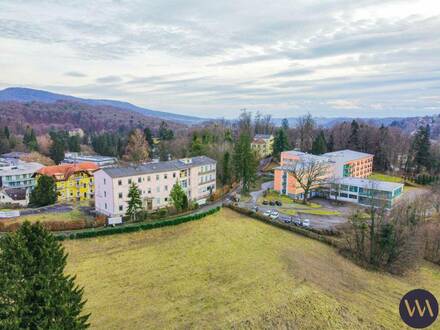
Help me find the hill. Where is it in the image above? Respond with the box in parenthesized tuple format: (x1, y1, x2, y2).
(0, 87, 206, 125)
(64, 208, 440, 329)
(0, 100, 184, 134)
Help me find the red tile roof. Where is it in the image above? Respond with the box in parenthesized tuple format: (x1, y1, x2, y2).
(37, 162, 99, 181)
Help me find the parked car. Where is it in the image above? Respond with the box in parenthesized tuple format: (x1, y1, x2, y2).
(269, 200, 275, 206)
(282, 217, 291, 224)
(269, 211, 279, 219)
(251, 205, 258, 212)
(302, 219, 311, 228)
(293, 219, 302, 226)
(263, 210, 271, 217)
(275, 201, 282, 206)
(262, 200, 269, 205)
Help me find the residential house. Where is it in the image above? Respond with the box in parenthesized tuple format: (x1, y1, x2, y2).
(251, 134, 274, 159)
(35, 162, 99, 202)
(94, 156, 216, 217)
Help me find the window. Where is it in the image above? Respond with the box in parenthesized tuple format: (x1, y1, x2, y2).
(119, 205, 123, 211)
(165, 185, 168, 191)
(138, 177, 141, 183)
(165, 197, 168, 202)
(173, 173, 176, 178)
(148, 188, 151, 194)
(104, 178, 106, 185)
(105, 203, 107, 209)
(119, 192, 123, 199)
(156, 175, 159, 180)
(164, 174, 168, 179)
(104, 191, 107, 197)
(340, 193, 348, 198)
(156, 186, 160, 193)
(147, 176, 151, 182)
(128, 179, 132, 184)
(349, 194, 357, 199)
(118, 180, 122, 186)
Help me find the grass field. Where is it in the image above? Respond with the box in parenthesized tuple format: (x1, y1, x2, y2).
(64, 209, 440, 329)
(6, 209, 91, 224)
(369, 172, 404, 183)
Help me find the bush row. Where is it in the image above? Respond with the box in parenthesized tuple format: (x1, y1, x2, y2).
(57, 207, 221, 240)
(225, 204, 341, 248)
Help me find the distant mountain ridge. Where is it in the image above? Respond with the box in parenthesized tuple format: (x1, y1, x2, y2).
(0, 87, 206, 125)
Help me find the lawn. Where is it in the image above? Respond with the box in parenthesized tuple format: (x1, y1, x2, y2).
(64, 208, 440, 329)
(369, 172, 404, 183)
(258, 191, 321, 208)
(7, 209, 91, 224)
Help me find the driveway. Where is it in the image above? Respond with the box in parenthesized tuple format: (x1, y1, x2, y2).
(249, 181, 273, 203)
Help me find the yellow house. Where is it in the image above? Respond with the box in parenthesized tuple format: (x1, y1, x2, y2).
(35, 162, 99, 202)
(251, 134, 274, 159)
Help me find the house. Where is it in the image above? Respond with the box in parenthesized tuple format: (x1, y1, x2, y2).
(35, 162, 99, 202)
(94, 156, 216, 217)
(68, 128, 85, 138)
(329, 177, 403, 209)
(0, 158, 43, 192)
(251, 134, 274, 159)
(62, 152, 118, 168)
(258, 156, 279, 174)
(322, 150, 373, 178)
(0, 187, 28, 206)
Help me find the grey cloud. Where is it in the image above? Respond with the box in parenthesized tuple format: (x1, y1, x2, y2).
(96, 75, 123, 84)
(65, 71, 87, 77)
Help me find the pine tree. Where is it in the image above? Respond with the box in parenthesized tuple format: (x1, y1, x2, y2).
(143, 127, 154, 146)
(0, 222, 89, 329)
(123, 129, 149, 164)
(281, 118, 289, 131)
(4, 126, 10, 139)
(23, 126, 39, 151)
(189, 134, 204, 156)
(49, 132, 65, 164)
(374, 125, 391, 171)
(158, 121, 174, 140)
(348, 120, 360, 150)
(221, 151, 231, 185)
(327, 133, 335, 152)
(233, 132, 257, 193)
(311, 130, 327, 155)
(413, 125, 431, 172)
(273, 128, 290, 159)
(170, 183, 187, 212)
(126, 183, 143, 221)
(30, 175, 58, 207)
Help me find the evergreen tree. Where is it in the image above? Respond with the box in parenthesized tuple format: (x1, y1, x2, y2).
(123, 129, 149, 164)
(0, 222, 89, 329)
(126, 183, 143, 221)
(143, 127, 154, 146)
(348, 120, 360, 150)
(311, 130, 327, 155)
(327, 133, 335, 152)
(281, 118, 289, 131)
(170, 183, 187, 212)
(189, 134, 204, 157)
(158, 121, 174, 140)
(233, 132, 257, 193)
(29, 175, 57, 207)
(221, 151, 231, 185)
(412, 125, 431, 172)
(273, 128, 290, 159)
(4, 126, 10, 139)
(49, 132, 65, 164)
(68, 135, 81, 152)
(23, 126, 39, 151)
(374, 125, 391, 171)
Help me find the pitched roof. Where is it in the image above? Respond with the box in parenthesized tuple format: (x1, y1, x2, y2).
(101, 156, 216, 178)
(37, 162, 99, 181)
(2, 187, 27, 200)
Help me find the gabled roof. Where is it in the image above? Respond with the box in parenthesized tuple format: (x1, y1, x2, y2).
(37, 162, 99, 181)
(2, 187, 27, 200)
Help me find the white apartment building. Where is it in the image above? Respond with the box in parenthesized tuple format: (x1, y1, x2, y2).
(94, 156, 216, 217)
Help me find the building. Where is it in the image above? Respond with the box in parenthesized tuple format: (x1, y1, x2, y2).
(251, 134, 274, 159)
(0, 158, 43, 191)
(94, 156, 216, 217)
(35, 162, 99, 202)
(274, 151, 333, 199)
(0, 187, 28, 206)
(322, 150, 373, 178)
(68, 128, 85, 138)
(62, 152, 118, 168)
(329, 177, 404, 209)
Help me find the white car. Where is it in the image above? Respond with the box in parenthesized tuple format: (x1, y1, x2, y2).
(302, 219, 310, 227)
(263, 210, 271, 217)
(269, 210, 279, 219)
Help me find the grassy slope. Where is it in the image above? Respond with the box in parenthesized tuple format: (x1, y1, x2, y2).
(6, 209, 91, 224)
(64, 209, 440, 329)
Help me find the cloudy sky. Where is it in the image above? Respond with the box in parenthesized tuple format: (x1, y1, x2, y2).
(1, 0, 440, 118)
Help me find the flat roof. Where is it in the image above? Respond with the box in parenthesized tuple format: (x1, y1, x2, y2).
(101, 156, 216, 178)
(322, 149, 373, 163)
(333, 177, 403, 191)
(0, 161, 43, 176)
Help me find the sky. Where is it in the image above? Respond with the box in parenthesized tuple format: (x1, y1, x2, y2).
(1, 0, 440, 119)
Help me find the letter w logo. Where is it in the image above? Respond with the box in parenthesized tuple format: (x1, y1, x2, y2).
(404, 299, 435, 318)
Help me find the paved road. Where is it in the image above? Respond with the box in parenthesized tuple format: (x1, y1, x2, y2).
(249, 181, 273, 203)
(20, 204, 73, 216)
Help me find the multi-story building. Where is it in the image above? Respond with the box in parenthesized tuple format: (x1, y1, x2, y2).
(251, 134, 274, 159)
(62, 152, 118, 168)
(329, 177, 403, 209)
(94, 156, 216, 217)
(322, 150, 373, 178)
(0, 158, 43, 191)
(35, 162, 99, 202)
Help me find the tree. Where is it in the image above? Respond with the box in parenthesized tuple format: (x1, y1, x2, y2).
(311, 130, 327, 155)
(273, 128, 290, 159)
(49, 132, 65, 164)
(23, 126, 39, 151)
(296, 113, 315, 152)
(170, 183, 187, 212)
(158, 121, 174, 140)
(29, 175, 57, 207)
(0, 222, 89, 329)
(144, 127, 154, 146)
(123, 129, 149, 164)
(4, 126, 10, 139)
(281, 118, 289, 131)
(126, 183, 143, 221)
(348, 120, 360, 150)
(189, 134, 204, 157)
(233, 132, 257, 193)
(221, 151, 231, 185)
(286, 157, 330, 204)
(374, 125, 391, 171)
(408, 125, 431, 173)
(68, 135, 81, 152)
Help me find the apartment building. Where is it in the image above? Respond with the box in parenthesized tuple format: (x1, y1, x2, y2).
(251, 134, 274, 159)
(329, 177, 403, 209)
(94, 156, 216, 217)
(0, 158, 43, 191)
(323, 150, 373, 178)
(35, 162, 99, 202)
(62, 152, 118, 168)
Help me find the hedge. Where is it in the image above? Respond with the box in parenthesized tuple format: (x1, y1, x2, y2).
(225, 204, 341, 248)
(57, 206, 221, 240)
